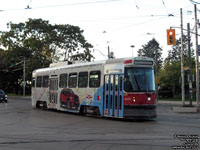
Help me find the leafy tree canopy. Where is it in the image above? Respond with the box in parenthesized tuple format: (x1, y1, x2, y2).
(165, 34, 194, 62)
(159, 34, 195, 97)
(0, 18, 94, 63)
(137, 38, 163, 70)
(0, 18, 94, 94)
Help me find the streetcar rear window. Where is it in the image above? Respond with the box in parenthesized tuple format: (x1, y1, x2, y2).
(59, 73, 68, 88)
(32, 78, 35, 87)
(36, 76, 42, 87)
(78, 72, 88, 88)
(68, 73, 77, 88)
(89, 71, 101, 88)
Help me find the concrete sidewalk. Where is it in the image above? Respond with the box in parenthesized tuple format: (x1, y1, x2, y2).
(158, 100, 199, 105)
(158, 100, 200, 113)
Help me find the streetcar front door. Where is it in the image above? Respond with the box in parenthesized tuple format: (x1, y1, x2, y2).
(103, 74, 124, 118)
(49, 78, 58, 109)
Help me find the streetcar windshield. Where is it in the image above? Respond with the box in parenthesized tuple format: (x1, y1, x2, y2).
(124, 67, 155, 92)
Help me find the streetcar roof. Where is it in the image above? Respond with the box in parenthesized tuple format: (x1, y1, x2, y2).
(32, 57, 154, 75)
(33, 59, 106, 74)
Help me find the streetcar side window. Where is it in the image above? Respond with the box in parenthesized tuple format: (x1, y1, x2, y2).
(59, 73, 68, 88)
(68, 73, 77, 88)
(36, 76, 42, 87)
(42, 75, 49, 87)
(78, 72, 88, 88)
(89, 71, 101, 88)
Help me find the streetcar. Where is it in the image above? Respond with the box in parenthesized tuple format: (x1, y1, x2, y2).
(31, 57, 157, 119)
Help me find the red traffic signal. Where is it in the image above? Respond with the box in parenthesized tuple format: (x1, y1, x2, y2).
(168, 31, 173, 36)
(167, 29, 176, 45)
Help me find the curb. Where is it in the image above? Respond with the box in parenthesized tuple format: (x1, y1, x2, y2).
(172, 106, 199, 113)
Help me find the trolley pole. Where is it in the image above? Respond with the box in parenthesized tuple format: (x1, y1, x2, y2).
(180, 8, 185, 106)
(194, 4, 200, 107)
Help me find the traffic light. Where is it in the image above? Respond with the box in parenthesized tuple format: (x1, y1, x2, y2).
(167, 29, 176, 45)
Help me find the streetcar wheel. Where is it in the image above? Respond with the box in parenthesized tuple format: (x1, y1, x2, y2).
(79, 106, 85, 115)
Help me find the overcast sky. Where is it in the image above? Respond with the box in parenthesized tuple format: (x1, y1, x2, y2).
(0, 0, 198, 60)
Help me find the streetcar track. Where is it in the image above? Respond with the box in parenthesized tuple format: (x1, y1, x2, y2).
(0, 137, 176, 146)
(0, 138, 174, 150)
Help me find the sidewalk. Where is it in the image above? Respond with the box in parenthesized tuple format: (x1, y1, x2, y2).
(158, 100, 200, 113)
(158, 100, 199, 105)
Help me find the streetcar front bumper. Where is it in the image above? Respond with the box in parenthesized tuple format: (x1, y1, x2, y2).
(123, 105, 157, 120)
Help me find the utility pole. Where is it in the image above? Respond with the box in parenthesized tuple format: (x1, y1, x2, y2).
(194, 4, 200, 107)
(187, 23, 193, 106)
(180, 8, 185, 106)
(23, 57, 26, 97)
(155, 48, 158, 101)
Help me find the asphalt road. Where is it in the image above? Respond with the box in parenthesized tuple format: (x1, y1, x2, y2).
(0, 97, 199, 150)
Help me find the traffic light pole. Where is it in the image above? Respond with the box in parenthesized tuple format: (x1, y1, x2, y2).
(180, 8, 185, 106)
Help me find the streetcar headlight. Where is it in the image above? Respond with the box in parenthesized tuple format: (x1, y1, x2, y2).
(148, 97, 151, 101)
(133, 97, 136, 102)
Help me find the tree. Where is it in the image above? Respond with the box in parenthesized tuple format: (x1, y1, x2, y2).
(159, 60, 181, 97)
(165, 34, 194, 61)
(137, 38, 163, 70)
(0, 19, 94, 63)
(159, 34, 195, 98)
(0, 18, 94, 94)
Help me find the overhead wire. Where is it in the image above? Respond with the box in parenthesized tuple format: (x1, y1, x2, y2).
(161, 0, 169, 16)
(0, 0, 195, 36)
(106, 2, 194, 35)
(189, 0, 200, 5)
(25, 0, 33, 9)
(1, 0, 121, 12)
(134, 0, 141, 16)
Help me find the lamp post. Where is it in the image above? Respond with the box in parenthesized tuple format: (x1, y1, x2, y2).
(130, 45, 135, 57)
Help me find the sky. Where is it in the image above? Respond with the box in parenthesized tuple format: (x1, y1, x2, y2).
(0, 0, 198, 61)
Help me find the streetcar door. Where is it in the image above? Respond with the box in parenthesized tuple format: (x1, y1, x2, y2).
(49, 78, 58, 109)
(103, 74, 124, 118)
